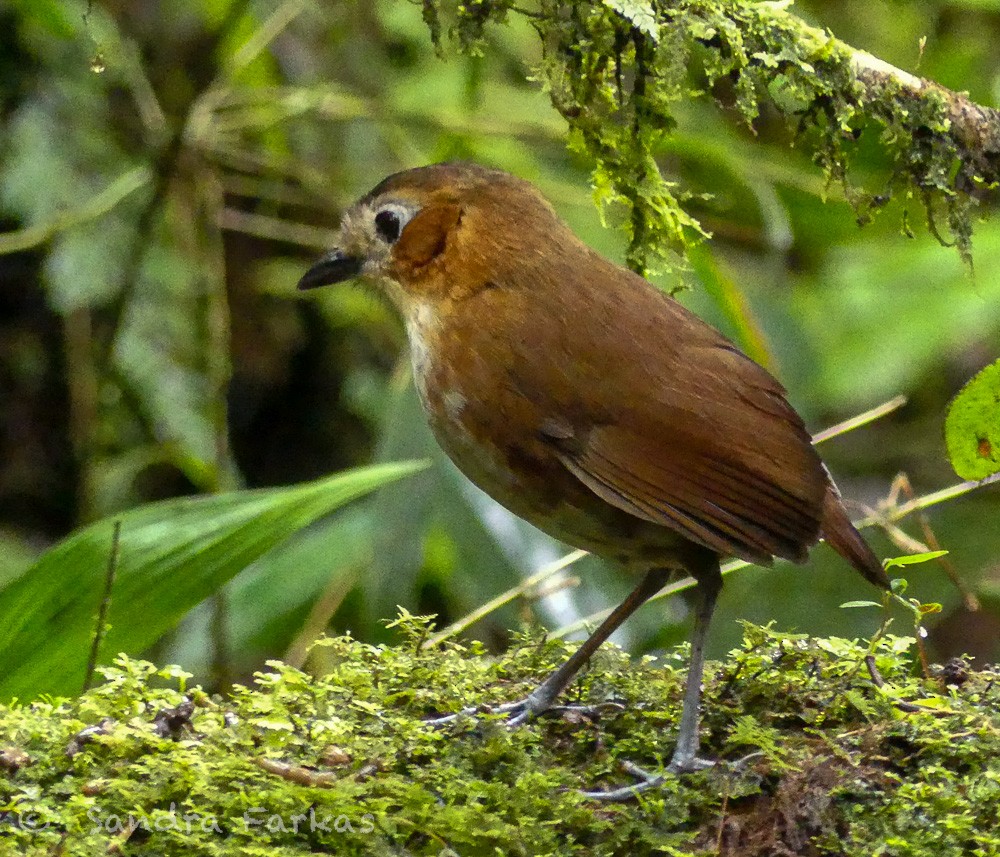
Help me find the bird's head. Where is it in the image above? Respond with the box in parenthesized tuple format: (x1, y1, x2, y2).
(298, 162, 571, 316)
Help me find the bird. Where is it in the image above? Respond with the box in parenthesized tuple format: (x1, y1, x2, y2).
(298, 162, 890, 798)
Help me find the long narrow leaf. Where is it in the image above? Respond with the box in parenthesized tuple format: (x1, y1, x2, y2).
(0, 461, 426, 700)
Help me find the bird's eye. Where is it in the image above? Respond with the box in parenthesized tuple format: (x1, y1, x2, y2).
(374, 208, 402, 243)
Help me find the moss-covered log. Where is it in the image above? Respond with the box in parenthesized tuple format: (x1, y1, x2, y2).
(1, 622, 998, 856)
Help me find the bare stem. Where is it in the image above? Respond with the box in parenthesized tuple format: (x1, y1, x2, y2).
(84, 521, 122, 692)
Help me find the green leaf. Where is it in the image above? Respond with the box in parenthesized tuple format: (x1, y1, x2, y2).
(945, 359, 1000, 480)
(161, 506, 377, 677)
(604, 0, 658, 40)
(883, 550, 949, 570)
(0, 461, 427, 701)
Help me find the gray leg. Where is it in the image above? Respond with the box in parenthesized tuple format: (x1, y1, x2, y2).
(668, 565, 721, 770)
(501, 566, 672, 724)
(585, 559, 723, 801)
(427, 567, 671, 727)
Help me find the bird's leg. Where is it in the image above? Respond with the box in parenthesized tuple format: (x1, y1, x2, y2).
(583, 560, 722, 801)
(496, 566, 673, 725)
(666, 565, 720, 773)
(426, 567, 671, 727)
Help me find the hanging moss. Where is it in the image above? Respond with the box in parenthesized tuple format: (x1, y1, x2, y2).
(425, 1, 997, 273)
(1, 620, 998, 855)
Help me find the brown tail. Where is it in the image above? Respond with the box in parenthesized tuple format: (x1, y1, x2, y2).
(821, 486, 890, 589)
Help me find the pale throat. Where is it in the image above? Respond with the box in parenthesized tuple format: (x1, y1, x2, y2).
(404, 301, 442, 407)
(403, 299, 469, 425)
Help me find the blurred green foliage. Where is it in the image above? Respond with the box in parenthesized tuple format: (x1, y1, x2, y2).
(0, 0, 998, 698)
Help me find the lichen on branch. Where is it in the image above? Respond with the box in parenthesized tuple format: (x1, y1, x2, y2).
(427, 0, 999, 271)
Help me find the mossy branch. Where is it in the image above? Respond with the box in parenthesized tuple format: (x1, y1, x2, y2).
(427, 0, 999, 271)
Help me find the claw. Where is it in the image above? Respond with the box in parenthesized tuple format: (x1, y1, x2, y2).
(581, 751, 764, 802)
(423, 698, 535, 729)
(426, 697, 626, 730)
(422, 697, 545, 729)
(668, 755, 716, 775)
(423, 705, 480, 727)
(581, 761, 668, 801)
(581, 757, 715, 801)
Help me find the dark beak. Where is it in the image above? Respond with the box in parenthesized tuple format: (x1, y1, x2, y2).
(298, 249, 363, 290)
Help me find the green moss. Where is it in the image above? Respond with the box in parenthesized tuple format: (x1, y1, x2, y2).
(426, 0, 991, 273)
(1, 620, 998, 855)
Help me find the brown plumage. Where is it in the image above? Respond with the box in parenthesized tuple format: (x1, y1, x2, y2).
(299, 162, 889, 798)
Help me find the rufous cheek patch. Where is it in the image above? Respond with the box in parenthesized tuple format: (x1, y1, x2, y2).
(394, 204, 462, 271)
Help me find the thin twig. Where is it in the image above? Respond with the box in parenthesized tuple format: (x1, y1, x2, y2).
(811, 395, 908, 445)
(218, 207, 336, 250)
(226, 0, 309, 76)
(285, 567, 358, 668)
(860, 472, 1000, 527)
(422, 550, 588, 649)
(877, 473, 980, 612)
(554, 473, 1000, 640)
(0, 167, 151, 255)
(865, 654, 948, 716)
(84, 521, 122, 693)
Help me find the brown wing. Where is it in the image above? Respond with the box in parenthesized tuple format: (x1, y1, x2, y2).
(496, 256, 829, 567)
(547, 418, 823, 566)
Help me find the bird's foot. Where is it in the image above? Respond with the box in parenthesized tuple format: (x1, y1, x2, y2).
(581, 754, 714, 801)
(494, 698, 626, 727)
(582, 750, 762, 801)
(425, 697, 626, 729)
(423, 706, 480, 728)
(488, 697, 541, 727)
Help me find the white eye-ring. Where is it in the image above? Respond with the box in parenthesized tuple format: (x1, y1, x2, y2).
(373, 203, 416, 244)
